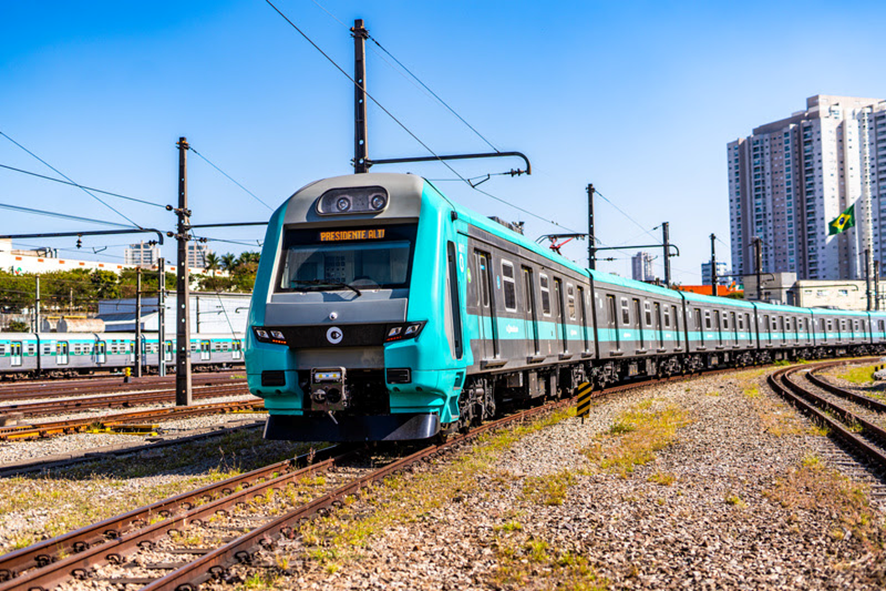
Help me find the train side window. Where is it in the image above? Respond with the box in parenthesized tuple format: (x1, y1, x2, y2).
(540, 274, 551, 316)
(663, 306, 671, 328)
(478, 253, 490, 308)
(621, 298, 630, 326)
(704, 310, 712, 330)
(501, 260, 517, 312)
(566, 284, 576, 320)
(644, 301, 652, 326)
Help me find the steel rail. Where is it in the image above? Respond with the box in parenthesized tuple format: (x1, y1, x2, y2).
(0, 399, 264, 440)
(0, 384, 250, 417)
(0, 445, 344, 582)
(768, 363, 886, 468)
(0, 449, 358, 591)
(805, 369, 886, 414)
(0, 373, 245, 401)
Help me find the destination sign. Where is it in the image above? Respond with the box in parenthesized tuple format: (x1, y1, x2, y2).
(319, 228, 386, 242)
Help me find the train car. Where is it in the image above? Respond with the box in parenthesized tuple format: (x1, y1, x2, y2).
(680, 291, 758, 368)
(246, 173, 598, 442)
(0, 332, 244, 378)
(751, 301, 815, 360)
(589, 271, 685, 383)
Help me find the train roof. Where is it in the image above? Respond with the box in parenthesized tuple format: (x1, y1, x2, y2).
(588, 270, 684, 299)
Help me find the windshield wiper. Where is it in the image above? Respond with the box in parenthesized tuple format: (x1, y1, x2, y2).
(292, 279, 362, 297)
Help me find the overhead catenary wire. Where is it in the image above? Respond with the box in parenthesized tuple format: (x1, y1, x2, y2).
(0, 202, 138, 229)
(265, 1, 579, 234)
(188, 146, 274, 211)
(0, 131, 143, 228)
(596, 189, 661, 246)
(0, 163, 166, 209)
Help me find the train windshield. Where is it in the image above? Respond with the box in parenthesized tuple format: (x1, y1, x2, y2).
(277, 224, 417, 292)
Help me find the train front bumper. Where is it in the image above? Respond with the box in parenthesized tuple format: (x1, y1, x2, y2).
(263, 412, 440, 442)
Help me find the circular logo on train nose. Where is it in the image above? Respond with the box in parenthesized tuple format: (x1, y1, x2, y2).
(326, 326, 343, 345)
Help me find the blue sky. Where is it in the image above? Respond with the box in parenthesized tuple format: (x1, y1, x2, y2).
(3, 1, 886, 283)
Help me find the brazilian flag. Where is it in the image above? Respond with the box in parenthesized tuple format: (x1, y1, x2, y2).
(828, 205, 856, 236)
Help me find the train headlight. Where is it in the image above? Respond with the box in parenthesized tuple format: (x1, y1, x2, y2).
(336, 197, 352, 212)
(254, 328, 270, 340)
(270, 330, 286, 340)
(384, 321, 426, 342)
(253, 327, 286, 345)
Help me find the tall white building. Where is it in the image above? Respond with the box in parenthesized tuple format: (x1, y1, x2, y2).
(187, 242, 211, 269)
(124, 241, 160, 268)
(728, 95, 886, 281)
(700, 261, 728, 285)
(631, 251, 654, 282)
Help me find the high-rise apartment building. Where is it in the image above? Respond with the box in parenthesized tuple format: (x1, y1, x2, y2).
(187, 241, 211, 269)
(631, 251, 654, 282)
(124, 241, 160, 268)
(700, 261, 728, 285)
(728, 95, 886, 281)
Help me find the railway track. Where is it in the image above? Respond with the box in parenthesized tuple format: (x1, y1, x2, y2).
(767, 358, 886, 499)
(0, 383, 250, 419)
(0, 365, 767, 591)
(0, 397, 264, 441)
(0, 372, 246, 403)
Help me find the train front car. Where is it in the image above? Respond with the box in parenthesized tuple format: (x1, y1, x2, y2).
(246, 173, 466, 442)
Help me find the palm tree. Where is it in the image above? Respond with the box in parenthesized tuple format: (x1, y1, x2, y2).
(204, 252, 221, 276)
(221, 253, 237, 273)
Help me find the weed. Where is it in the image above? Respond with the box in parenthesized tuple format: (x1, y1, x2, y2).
(495, 520, 523, 532)
(583, 404, 690, 477)
(491, 537, 609, 590)
(647, 472, 676, 486)
(743, 386, 760, 398)
(725, 494, 747, 508)
(522, 470, 575, 506)
(839, 365, 877, 384)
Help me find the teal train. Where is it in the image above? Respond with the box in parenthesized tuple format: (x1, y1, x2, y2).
(246, 172, 886, 442)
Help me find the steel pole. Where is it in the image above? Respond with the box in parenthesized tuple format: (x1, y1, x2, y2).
(662, 222, 671, 287)
(135, 267, 142, 378)
(158, 256, 166, 377)
(710, 233, 718, 297)
(587, 184, 595, 270)
(352, 19, 369, 173)
(176, 137, 192, 406)
(866, 248, 872, 311)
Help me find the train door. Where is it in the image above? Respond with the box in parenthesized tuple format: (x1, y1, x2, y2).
(633, 299, 644, 350)
(714, 310, 722, 346)
(577, 286, 589, 353)
(606, 294, 619, 352)
(654, 302, 663, 349)
(522, 267, 539, 355)
(10, 342, 22, 367)
(164, 341, 174, 363)
(476, 251, 498, 359)
(232, 340, 243, 361)
(554, 279, 566, 354)
(731, 312, 738, 346)
(200, 340, 211, 361)
(446, 243, 464, 360)
(57, 341, 69, 365)
(694, 308, 703, 347)
(96, 341, 106, 364)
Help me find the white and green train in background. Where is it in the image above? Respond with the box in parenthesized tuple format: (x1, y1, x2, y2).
(0, 333, 244, 378)
(246, 172, 886, 442)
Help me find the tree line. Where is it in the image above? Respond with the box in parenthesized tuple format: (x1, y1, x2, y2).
(0, 251, 260, 317)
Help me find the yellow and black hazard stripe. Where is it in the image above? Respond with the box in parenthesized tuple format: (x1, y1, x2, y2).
(576, 381, 592, 418)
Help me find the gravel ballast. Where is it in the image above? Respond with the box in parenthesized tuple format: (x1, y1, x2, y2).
(233, 368, 886, 590)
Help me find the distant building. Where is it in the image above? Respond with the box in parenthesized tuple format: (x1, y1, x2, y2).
(631, 252, 654, 282)
(701, 261, 728, 285)
(728, 94, 886, 281)
(124, 241, 160, 268)
(188, 242, 211, 269)
(96, 292, 250, 334)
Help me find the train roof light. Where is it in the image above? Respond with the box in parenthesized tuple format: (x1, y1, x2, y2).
(317, 186, 388, 215)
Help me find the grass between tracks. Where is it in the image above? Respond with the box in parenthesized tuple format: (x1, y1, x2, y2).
(0, 429, 307, 553)
(765, 454, 885, 552)
(838, 364, 878, 384)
